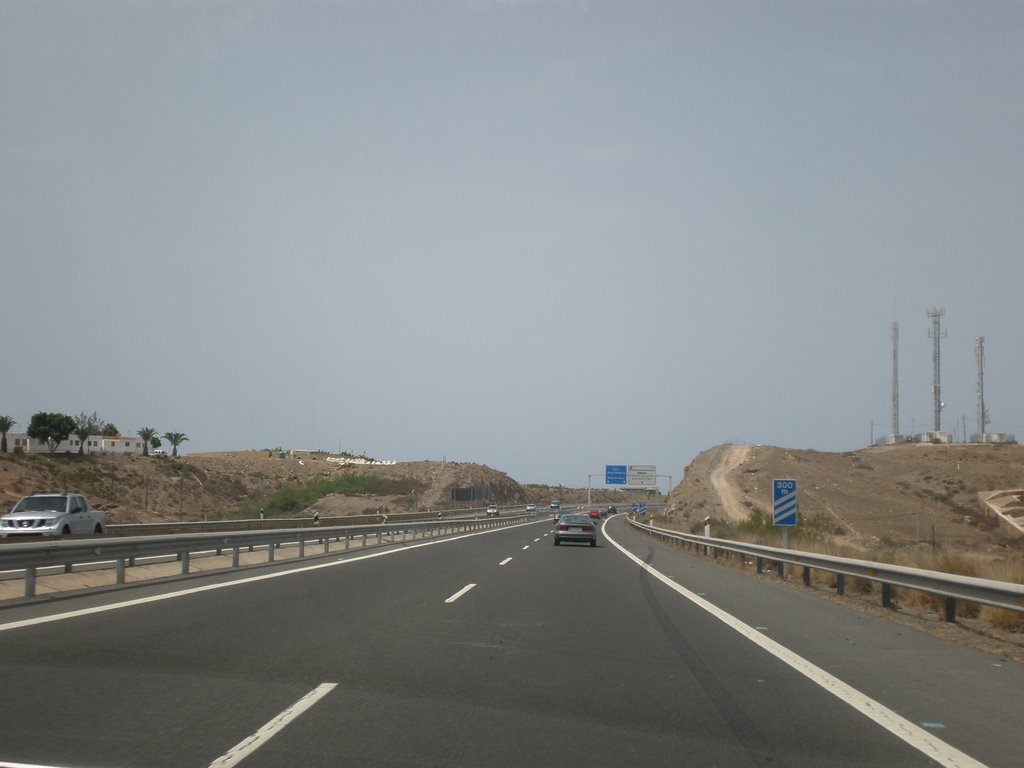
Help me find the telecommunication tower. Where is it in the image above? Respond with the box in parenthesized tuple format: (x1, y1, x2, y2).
(890, 321, 900, 441)
(927, 307, 946, 433)
(976, 336, 988, 438)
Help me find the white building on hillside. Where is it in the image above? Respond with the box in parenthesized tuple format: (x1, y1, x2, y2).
(4, 433, 146, 455)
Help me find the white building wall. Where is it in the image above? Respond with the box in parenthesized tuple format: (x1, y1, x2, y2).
(4, 433, 145, 455)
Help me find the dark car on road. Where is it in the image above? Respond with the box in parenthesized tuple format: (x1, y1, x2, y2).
(553, 514, 597, 547)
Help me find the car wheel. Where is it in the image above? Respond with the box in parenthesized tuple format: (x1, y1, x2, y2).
(93, 524, 103, 535)
(61, 525, 71, 536)
(554, 538, 560, 546)
(589, 539, 597, 547)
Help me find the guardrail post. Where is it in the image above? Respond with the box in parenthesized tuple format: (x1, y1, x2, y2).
(802, 566, 812, 586)
(944, 596, 957, 623)
(756, 557, 763, 573)
(181, 551, 190, 575)
(323, 538, 330, 554)
(882, 582, 892, 609)
(25, 566, 36, 597)
(777, 560, 785, 579)
(116, 558, 126, 584)
(836, 573, 845, 596)
(267, 543, 275, 562)
(299, 538, 306, 558)
(377, 528, 383, 545)
(64, 563, 73, 574)
(346, 534, 351, 551)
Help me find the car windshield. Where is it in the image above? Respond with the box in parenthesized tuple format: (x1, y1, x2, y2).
(12, 497, 64, 513)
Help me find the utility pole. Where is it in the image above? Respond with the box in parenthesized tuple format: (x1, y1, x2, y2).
(976, 336, 987, 440)
(891, 321, 900, 442)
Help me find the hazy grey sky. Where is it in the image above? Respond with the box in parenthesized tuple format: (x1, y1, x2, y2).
(3, 1, 1022, 488)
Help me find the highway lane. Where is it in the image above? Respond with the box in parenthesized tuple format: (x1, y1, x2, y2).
(0, 516, 1018, 767)
(605, 517, 1024, 768)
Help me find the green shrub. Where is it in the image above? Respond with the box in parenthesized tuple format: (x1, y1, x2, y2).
(234, 474, 425, 519)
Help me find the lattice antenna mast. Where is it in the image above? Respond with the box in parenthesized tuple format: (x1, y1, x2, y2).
(891, 321, 900, 440)
(927, 307, 946, 432)
(976, 336, 987, 437)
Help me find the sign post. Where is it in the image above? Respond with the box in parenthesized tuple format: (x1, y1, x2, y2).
(772, 478, 798, 548)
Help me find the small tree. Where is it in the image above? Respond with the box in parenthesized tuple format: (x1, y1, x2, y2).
(27, 412, 76, 453)
(0, 416, 15, 453)
(72, 411, 102, 455)
(137, 427, 158, 457)
(162, 431, 189, 458)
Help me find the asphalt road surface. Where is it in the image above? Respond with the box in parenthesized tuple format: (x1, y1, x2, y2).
(0, 516, 1020, 768)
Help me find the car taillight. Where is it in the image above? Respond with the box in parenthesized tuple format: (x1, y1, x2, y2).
(555, 524, 567, 531)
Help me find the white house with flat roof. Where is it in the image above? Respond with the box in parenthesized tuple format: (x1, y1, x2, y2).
(5, 433, 146, 455)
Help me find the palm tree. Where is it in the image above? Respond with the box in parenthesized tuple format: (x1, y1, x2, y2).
(162, 432, 189, 458)
(0, 416, 15, 453)
(137, 427, 158, 457)
(73, 411, 102, 455)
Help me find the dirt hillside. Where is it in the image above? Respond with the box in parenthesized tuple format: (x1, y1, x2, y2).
(666, 442, 1024, 553)
(0, 451, 639, 524)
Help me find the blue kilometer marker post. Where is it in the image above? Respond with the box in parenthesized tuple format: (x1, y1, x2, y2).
(773, 479, 797, 548)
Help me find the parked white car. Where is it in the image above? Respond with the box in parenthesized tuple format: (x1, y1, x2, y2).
(0, 492, 106, 538)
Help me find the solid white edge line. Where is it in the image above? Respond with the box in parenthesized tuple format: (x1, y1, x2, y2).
(0, 520, 544, 633)
(601, 521, 989, 768)
(207, 682, 337, 768)
(445, 584, 476, 603)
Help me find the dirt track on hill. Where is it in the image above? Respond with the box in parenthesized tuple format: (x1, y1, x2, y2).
(709, 444, 752, 522)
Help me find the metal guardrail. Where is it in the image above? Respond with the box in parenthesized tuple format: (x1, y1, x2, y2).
(103, 504, 531, 536)
(628, 517, 1024, 622)
(0, 514, 534, 598)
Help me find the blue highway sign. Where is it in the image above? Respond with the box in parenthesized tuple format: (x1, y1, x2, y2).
(772, 479, 798, 526)
(605, 465, 627, 485)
